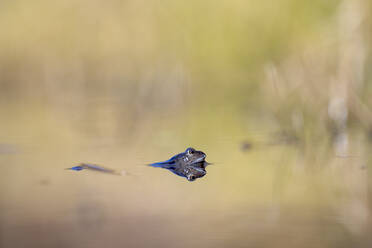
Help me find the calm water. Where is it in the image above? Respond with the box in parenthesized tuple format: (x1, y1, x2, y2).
(1, 101, 371, 248)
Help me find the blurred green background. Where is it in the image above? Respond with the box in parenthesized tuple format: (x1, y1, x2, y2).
(1, 0, 372, 247)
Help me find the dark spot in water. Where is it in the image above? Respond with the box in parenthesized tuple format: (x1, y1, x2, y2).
(39, 179, 50, 186)
(240, 141, 253, 152)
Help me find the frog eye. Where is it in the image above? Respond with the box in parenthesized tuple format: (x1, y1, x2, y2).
(187, 148, 195, 155)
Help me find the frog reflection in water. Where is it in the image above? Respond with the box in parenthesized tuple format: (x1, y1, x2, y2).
(148, 147, 211, 181)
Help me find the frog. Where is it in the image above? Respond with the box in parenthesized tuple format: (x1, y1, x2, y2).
(148, 147, 211, 181)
